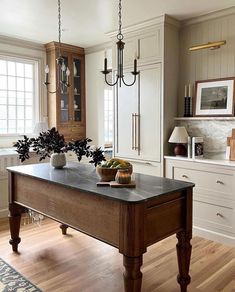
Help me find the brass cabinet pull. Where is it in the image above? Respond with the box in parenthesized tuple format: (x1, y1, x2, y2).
(216, 180, 224, 184)
(134, 113, 137, 150)
(216, 212, 224, 218)
(182, 175, 188, 178)
(131, 113, 140, 151)
(135, 114, 140, 151)
(132, 113, 135, 150)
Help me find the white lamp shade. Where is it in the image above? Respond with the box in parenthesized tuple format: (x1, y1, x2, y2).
(168, 126, 189, 144)
(33, 121, 48, 135)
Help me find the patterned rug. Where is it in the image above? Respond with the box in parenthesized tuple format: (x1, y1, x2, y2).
(0, 258, 41, 291)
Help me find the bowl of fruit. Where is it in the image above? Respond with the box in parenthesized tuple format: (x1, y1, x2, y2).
(96, 158, 132, 182)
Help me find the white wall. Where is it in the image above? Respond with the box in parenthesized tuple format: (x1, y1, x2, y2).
(85, 48, 112, 147)
(178, 8, 235, 153)
(179, 9, 235, 116)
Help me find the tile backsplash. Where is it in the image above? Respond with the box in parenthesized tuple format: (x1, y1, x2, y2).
(178, 120, 235, 153)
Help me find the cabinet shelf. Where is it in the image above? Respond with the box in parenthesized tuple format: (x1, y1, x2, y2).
(175, 117, 235, 121)
(61, 108, 68, 111)
(74, 109, 81, 111)
(74, 75, 80, 78)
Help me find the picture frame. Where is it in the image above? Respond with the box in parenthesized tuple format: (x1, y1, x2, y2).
(194, 77, 235, 116)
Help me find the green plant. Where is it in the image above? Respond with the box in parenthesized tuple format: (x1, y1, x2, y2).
(14, 127, 106, 166)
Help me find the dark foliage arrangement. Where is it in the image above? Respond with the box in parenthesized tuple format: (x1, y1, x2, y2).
(14, 127, 105, 166)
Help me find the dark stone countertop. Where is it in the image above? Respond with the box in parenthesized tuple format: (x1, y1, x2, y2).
(7, 162, 194, 203)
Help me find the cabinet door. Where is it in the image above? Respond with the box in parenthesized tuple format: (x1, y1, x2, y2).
(59, 54, 70, 124)
(114, 64, 161, 162)
(138, 64, 161, 162)
(114, 71, 138, 159)
(72, 56, 83, 123)
(138, 29, 162, 64)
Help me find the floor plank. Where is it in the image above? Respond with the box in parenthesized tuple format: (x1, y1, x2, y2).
(0, 218, 234, 291)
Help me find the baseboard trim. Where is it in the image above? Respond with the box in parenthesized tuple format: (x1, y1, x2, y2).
(0, 209, 8, 218)
(193, 226, 235, 246)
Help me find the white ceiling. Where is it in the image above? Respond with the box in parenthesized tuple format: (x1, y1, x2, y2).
(0, 0, 235, 48)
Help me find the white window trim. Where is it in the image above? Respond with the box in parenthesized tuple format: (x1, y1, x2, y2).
(0, 54, 42, 137)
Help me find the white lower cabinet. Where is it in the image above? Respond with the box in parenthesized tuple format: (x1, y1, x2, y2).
(0, 153, 48, 218)
(165, 157, 235, 246)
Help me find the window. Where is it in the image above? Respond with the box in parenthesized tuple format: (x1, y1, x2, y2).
(0, 56, 38, 135)
(104, 86, 113, 147)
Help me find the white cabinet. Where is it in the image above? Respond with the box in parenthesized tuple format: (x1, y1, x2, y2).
(113, 27, 162, 67)
(111, 16, 179, 176)
(165, 157, 235, 246)
(0, 152, 48, 218)
(114, 64, 161, 164)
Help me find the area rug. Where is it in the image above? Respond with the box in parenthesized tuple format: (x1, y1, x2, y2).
(0, 258, 41, 291)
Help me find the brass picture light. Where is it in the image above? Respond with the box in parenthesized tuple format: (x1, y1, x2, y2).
(189, 40, 226, 51)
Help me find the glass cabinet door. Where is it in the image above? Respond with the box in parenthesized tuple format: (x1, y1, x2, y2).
(73, 57, 82, 122)
(60, 55, 69, 123)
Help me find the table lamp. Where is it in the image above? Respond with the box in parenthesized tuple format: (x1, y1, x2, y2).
(168, 126, 189, 156)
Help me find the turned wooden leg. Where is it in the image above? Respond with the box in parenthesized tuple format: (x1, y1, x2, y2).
(9, 203, 22, 252)
(176, 231, 192, 292)
(60, 224, 68, 235)
(123, 255, 143, 292)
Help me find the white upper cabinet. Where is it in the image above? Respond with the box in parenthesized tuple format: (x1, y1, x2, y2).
(138, 29, 162, 64)
(113, 27, 162, 68)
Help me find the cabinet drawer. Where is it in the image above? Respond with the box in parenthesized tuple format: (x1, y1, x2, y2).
(58, 125, 85, 141)
(174, 167, 234, 198)
(130, 161, 161, 176)
(194, 200, 235, 235)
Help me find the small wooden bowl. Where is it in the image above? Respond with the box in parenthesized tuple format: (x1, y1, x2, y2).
(96, 165, 133, 182)
(96, 166, 118, 182)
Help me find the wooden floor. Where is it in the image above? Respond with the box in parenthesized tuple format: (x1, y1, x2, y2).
(0, 218, 234, 292)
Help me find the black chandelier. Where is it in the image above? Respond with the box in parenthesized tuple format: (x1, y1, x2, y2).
(101, 0, 139, 87)
(44, 0, 70, 93)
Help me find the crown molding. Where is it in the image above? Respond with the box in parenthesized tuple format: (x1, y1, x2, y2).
(0, 35, 45, 51)
(182, 6, 235, 27)
(85, 41, 111, 55)
(106, 14, 180, 39)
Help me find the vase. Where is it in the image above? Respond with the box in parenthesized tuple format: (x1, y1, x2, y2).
(73, 62, 77, 76)
(50, 153, 66, 169)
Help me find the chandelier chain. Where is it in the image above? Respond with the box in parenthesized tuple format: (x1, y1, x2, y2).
(58, 0, 61, 45)
(117, 0, 123, 40)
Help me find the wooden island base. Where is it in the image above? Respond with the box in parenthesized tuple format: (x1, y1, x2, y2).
(8, 162, 194, 292)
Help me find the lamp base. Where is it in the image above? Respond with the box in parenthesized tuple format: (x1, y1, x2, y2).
(174, 144, 187, 156)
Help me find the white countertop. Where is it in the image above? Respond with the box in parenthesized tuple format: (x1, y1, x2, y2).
(0, 148, 18, 156)
(164, 154, 235, 168)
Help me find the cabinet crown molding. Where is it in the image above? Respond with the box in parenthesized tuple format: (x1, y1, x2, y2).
(106, 14, 180, 39)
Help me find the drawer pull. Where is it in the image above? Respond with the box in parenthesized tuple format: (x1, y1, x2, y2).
(216, 180, 224, 185)
(182, 175, 188, 178)
(216, 213, 224, 218)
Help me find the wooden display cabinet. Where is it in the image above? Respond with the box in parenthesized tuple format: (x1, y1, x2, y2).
(45, 41, 86, 141)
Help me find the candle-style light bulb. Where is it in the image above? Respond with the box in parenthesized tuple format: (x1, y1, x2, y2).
(66, 67, 70, 84)
(45, 65, 49, 84)
(45, 65, 49, 74)
(66, 68, 70, 76)
(61, 62, 66, 71)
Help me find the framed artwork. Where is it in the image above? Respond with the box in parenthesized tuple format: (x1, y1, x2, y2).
(194, 77, 235, 116)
